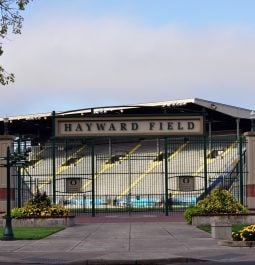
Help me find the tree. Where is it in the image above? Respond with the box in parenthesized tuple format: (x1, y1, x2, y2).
(0, 0, 31, 85)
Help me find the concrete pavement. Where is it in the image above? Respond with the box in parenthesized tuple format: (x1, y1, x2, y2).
(0, 215, 255, 264)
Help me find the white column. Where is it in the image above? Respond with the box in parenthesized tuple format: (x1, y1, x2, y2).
(244, 132, 255, 210)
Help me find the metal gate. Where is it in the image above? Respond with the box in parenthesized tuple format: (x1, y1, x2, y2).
(13, 135, 247, 216)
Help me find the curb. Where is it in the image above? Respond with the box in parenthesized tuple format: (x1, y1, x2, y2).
(69, 258, 210, 265)
(0, 257, 210, 265)
(218, 240, 255, 247)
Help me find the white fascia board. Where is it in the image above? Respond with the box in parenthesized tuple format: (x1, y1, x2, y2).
(194, 98, 252, 119)
(131, 98, 195, 107)
(0, 112, 52, 121)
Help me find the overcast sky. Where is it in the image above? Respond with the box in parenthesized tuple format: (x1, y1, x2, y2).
(1, 0, 255, 115)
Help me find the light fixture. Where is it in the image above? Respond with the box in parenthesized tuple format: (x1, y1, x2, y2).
(211, 104, 217, 110)
(3, 117, 9, 135)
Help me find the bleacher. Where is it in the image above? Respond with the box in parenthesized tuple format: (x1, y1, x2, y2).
(22, 135, 243, 209)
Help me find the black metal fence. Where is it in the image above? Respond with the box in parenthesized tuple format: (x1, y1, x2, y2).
(12, 135, 247, 216)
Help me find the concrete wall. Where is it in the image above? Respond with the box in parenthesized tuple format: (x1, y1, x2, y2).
(244, 132, 255, 211)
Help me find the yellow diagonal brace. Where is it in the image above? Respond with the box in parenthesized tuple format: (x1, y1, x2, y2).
(35, 145, 86, 193)
(117, 142, 189, 199)
(192, 141, 237, 177)
(29, 146, 50, 168)
(67, 143, 142, 200)
(168, 142, 189, 160)
(117, 161, 161, 199)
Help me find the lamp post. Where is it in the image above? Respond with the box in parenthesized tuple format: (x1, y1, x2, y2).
(250, 111, 255, 132)
(1, 146, 14, 240)
(1, 144, 29, 241)
(3, 117, 9, 135)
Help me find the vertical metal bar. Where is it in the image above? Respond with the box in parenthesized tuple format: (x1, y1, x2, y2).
(164, 138, 169, 216)
(161, 151, 164, 213)
(128, 155, 131, 216)
(239, 136, 244, 204)
(203, 113, 208, 197)
(236, 118, 240, 139)
(91, 140, 95, 217)
(157, 138, 160, 154)
(208, 120, 212, 151)
(17, 139, 21, 207)
(109, 137, 112, 158)
(52, 111, 56, 204)
(65, 139, 68, 164)
(6, 146, 11, 224)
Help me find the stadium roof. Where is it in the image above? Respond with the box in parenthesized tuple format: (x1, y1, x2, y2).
(0, 98, 253, 121)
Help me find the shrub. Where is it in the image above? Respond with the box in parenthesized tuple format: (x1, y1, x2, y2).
(184, 187, 248, 224)
(11, 207, 25, 218)
(11, 191, 70, 218)
(233, 224, 255, 241)
(26, 190, 51, 208)
(184, 205, 203, 224)
(197, 187, 248, 214)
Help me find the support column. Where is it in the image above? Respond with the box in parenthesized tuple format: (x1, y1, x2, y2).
(0, 136, 15, 212)
(244, 132, 255, 210)
(236, 118, 240, 139)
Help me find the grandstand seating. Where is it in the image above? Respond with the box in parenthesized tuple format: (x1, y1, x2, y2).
(21, 135, 243, 209)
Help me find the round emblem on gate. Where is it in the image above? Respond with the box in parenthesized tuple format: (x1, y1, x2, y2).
(182, 177, 190, 184)
(70, 180, 77, 185)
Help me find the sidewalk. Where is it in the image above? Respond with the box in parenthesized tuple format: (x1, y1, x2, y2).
(0, 215, 255, 264)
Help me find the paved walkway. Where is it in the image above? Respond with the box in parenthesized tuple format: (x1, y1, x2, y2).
(0, 215, 255, 264)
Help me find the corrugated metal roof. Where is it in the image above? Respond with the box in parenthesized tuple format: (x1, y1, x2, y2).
(126, 98, 251, 119)
(0, 98, 253, 121)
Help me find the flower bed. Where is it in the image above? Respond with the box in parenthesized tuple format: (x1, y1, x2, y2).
(3, 190, 75, 227)
(218, 224, 255, 247)
(185, 188, 255, 245)
(2, 215, 75, 227)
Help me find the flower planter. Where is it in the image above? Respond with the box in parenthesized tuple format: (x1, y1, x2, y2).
(2, 215, 75, 228)
(192, 213, 255, 226)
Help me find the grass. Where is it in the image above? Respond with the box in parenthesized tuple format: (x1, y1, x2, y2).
(0, 227, 65, 240)
(198, 224, 248, 234)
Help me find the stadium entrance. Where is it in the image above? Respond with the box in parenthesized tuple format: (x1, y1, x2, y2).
(14, 111, 247, 216)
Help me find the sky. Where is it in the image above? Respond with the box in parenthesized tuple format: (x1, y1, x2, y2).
(2, 0, 255, 115)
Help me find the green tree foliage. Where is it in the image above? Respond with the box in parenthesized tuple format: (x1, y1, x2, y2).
(0, 0, 31, 85)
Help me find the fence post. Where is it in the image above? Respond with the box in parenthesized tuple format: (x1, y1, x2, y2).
(17, 139, 21, 207)
(91, 140, 95, 217)
(203, 136, 208, 197)
(164, 138, 169, 216)
(52, 111, 56, 204)
(203, 112, 208, 198)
